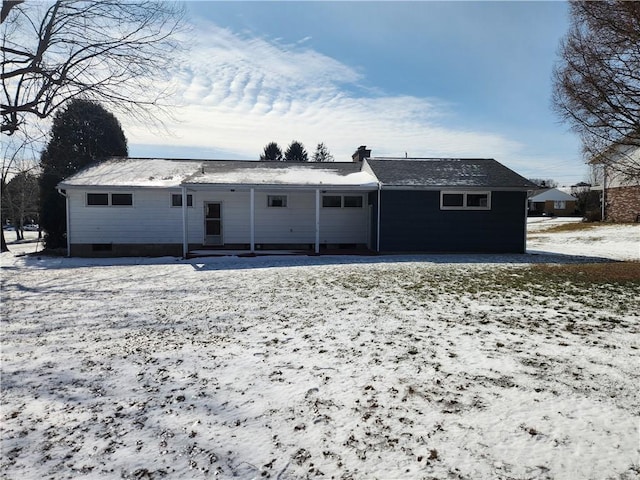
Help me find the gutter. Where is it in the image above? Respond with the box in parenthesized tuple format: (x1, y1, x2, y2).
(57, 188, 70, 257)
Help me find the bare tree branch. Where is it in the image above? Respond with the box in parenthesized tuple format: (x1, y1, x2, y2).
(1, 0, 186, 135)
(552, 1, 640, 180)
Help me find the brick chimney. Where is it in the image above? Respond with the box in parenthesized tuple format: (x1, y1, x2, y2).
(352, 145, 371, 162)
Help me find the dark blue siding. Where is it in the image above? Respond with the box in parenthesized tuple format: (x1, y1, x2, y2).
(377, 190, 527, 253)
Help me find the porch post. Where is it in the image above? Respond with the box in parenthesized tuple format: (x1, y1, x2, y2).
(250, 188, 255, 252)
(376, 183, 381, 253)
(181, 186, 188, 258)
(315, 188, 320, 254)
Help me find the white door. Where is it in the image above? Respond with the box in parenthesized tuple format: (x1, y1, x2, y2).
(204, 202, 222, 245)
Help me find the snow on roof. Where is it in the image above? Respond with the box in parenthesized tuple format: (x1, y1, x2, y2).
(59, 158, 378, 189)
(59, 158, 204, 188)
(185, 162, 378, 187)
(529, 188, 576, 202)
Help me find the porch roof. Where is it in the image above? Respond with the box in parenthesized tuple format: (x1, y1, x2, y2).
(182, 160, 378, 189)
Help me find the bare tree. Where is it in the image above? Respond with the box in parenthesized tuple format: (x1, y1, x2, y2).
(528, 178, 558, 189)
(1, 0, 185, 135)
(1, 127, 42, 251)
(552, 1, 640, 180)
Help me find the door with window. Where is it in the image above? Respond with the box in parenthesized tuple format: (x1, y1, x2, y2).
(204, 202, 222, 245)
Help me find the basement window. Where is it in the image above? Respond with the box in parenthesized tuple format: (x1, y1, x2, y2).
(440, 191, 491, 210)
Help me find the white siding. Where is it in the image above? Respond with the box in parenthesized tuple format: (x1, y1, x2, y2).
(190, 190, 250, 244)
(319, 196, 368, 244)
(68, 187, 369, 246)
(68, 188, 184, 244)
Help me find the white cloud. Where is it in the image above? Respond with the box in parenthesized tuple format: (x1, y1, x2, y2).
(123, 21, 529, 166)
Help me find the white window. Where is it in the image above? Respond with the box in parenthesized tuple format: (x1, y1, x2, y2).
(171, 193, 193, 207)
(440, 191, 491, 210)
(322, 194, 364, 208)
(267, 195, 287, 207)
(554, 201, 566, 209)
(87, 192, 133, 206)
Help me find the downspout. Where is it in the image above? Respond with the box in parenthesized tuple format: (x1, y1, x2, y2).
(57, 188, 70, 257)
(181, 186, 188, 258)
(376, 183, 381, 253)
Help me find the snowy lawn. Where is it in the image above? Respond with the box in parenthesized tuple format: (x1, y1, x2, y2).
(1, 222, 639, 479)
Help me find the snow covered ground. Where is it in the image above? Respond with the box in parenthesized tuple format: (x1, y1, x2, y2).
(1, 220, 639, 479)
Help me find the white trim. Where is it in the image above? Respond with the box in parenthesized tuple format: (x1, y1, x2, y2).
(203, 201, 223, 245)
(440, 191, 491, 210)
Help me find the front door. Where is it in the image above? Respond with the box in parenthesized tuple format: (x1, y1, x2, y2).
(204, 202, 222, 245)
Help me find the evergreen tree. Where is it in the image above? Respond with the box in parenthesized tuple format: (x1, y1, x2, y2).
(39, 99, 127, 249)
(284, 141, 308, 162)
(312, 142, 334, 162)
(260, 142, 283, 161)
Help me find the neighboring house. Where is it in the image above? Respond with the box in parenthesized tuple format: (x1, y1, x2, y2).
(57, 147, 536, 257)
(528, 188, 577, 217)
(590, 143, 640, 222)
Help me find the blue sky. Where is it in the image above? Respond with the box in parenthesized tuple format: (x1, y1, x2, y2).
(125, 1, 586, 186)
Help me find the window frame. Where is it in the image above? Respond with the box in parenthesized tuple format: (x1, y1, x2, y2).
(321, 194, 364, 209)
(171, 193, 193, 208)
(440, 191, 491, 210)
(86, 192, 134, 207)
(343, 195, 364, 208)
(267, 195, 288, 208)
(553, 200, 566, 210)
(111, 193, 133, 206)
(322, 195, 342, 208)
(86, 193, 109, 206)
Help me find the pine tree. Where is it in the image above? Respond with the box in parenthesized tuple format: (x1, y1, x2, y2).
(312, 142, 334, 162)
(284, 141, 308, 162)
(39, 99, 128, 249)
(260, 142, 283, 161)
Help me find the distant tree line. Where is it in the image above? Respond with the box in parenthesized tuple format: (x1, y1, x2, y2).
(260, 141, 335, 162)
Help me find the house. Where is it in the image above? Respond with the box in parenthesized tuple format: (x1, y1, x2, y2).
(57, 147, 537, 257)
(527, 188, 577, 217)
(589, 143, 640, 222)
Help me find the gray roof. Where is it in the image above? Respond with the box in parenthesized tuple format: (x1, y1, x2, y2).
(366, 158, 536, 189)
